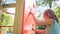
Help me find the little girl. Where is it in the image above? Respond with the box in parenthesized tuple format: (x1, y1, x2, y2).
(29, 9, 59, 34)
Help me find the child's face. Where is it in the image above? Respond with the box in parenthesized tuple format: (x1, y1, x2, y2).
(44, 13, 52, 20)
(44, 15, 49, 20)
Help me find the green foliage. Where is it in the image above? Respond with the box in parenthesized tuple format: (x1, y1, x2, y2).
(1, 12, 14, 26)
(35, 32, 39, 34)
(43, 0, 58, 4)
(7, 28, 13, 33)
(54, 6, 60, 18)
(36, 0, 58, 8)
(0, 12, 14, 32)
(35, 25, 46, 30)
(35, 25, 46, 34)
(36, 0, 40, 6)
(36, 0, 44, 6)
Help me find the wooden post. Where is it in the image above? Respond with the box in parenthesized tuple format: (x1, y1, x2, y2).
(0, 0, 2, 9)
(0, 1, 2, 34)
(0, 0, 2, 24)
(13, 0, 24, 34)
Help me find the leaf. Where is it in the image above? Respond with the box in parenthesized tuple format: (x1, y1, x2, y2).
(54, 6, 60, 18)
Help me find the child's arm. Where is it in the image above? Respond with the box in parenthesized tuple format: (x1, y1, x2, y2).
(29, 12, 54, 26)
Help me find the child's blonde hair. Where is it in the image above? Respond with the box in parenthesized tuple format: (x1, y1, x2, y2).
(44, 9, 59, 23)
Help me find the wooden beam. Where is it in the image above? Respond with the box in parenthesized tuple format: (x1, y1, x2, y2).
(0, 26, 14, 27)
(2, 10, 15, 15)
(3, 3, 16, 8)
(13, 0, 24, 34)
(0, 1, 2, 9)
(0, 0, 2, 22)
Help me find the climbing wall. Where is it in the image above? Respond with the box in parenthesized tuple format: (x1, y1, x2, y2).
(22, 0, 46, 34)
(22, 0, 36, 34)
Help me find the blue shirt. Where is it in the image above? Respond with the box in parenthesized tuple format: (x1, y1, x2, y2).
(46, 20, 59, 34)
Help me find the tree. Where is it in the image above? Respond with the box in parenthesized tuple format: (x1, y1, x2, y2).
(0, 12, 14, 32)
(54, 6, 60, 18)
(36, 0, 59, 8)
(1, 12, 14, 26)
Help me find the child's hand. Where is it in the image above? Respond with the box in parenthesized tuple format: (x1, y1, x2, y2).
(32, 26, 36, 31)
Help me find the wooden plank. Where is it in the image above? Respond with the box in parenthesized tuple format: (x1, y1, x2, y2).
(13, 0, 24, 34)
(3, 3, 16, 8)
(0, 26, 14, 27)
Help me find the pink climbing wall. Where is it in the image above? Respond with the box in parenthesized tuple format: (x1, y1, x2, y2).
(22, 0, 46, 34)
(22, 0, 36, 34)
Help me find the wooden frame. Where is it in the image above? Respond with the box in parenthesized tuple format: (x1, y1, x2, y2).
(0, 0, 24, 34)
(0, 1, 2, 9)
(13, 0, 24, 34)
(0, 0, 2, 22)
